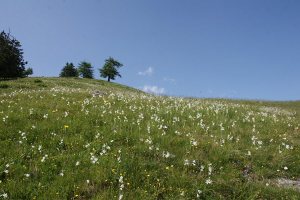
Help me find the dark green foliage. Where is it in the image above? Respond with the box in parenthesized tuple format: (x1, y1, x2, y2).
(0, 83, 9, 88)
(99, 57, 123, 82)
(59, 62, 78, 77)
(78, 61, 94, 79)
(34, 79, 46, 87)
(0, 31, 29, 78)
(23, 67, 33, 77)
(37, 83, 47, 87)
(34, 79, 43, 83)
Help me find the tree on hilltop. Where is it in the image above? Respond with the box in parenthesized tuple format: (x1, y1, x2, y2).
(0, 30, 32, 78)
(23, 67, 33, 77)
(99, 57, 123, 82)
(78, 61, 94, 79)
(59, 62, 78, 77)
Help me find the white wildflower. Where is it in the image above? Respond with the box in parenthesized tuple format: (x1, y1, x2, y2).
(192, 160, 196, 166)
(90, 155, 98, 164)
(200, 165, 205, 172)
(1, 193, 8, 198)
(162, 151, 170, 158)
(205, 177, 212, 184)
(208, 164, 213, 175)
(247, 151, 251, 156)
(41, 154, 48, 162)
(184, 159, 189, 166)
(196, 189, 202, 198)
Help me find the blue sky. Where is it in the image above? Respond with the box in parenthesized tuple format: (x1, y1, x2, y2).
(1, 0, 300, 100)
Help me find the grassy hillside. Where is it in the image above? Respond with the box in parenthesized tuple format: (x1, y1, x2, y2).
(0, 78, 300, 199)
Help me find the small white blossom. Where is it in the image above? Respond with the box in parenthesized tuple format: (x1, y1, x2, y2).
(205, 177, 212, 184)
(118, 194, 123, 200)
(41, 154, 48, 162)
(91, 155, 98, 164)
(59, 171, 64, 176)
(200, 165, 205, 172)
(196, 189, 202, 198)
(1, 193, 8, 198)
(184, 159, 189, 166)
(208, 164, 213, 175)
(162, 151, 170, 158)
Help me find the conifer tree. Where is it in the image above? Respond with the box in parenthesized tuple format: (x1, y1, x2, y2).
(99, 57, 123, 82)
(0, 31, 30, 78)
(59, 62, 78, 77)
(78, 61, 93, 79)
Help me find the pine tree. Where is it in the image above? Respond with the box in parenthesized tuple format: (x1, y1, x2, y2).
(99, 57, 123, 82)
(0, 31, 29, 78)
(78, 61, 93, 79)
(59, 62, 78, 77)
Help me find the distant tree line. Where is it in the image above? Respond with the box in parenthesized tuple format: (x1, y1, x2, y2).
(59, 57, 123, 82)
(0, 30, 124, 82)
(0, 31, 33, 79)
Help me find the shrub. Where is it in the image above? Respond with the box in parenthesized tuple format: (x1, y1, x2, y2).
(0, 84, 9, 89)
(34, 79, 43, 83)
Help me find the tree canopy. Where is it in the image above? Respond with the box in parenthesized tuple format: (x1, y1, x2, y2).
(99, 57, 123, 82)
(23, 67, 33, 77)
(0, 31, 30, 78)
(59, 62, 78, 77)
(78, 61, 93, 79)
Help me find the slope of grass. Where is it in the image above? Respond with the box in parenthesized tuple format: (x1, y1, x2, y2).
(0, 78, 300, 199)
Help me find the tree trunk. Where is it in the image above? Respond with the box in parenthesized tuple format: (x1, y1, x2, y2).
(108, 77, 110, 82)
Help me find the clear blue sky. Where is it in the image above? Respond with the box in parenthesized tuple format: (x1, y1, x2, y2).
(1, 0, 300, 100)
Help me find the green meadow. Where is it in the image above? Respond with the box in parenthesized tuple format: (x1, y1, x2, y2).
(0, 78, 300, 199)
